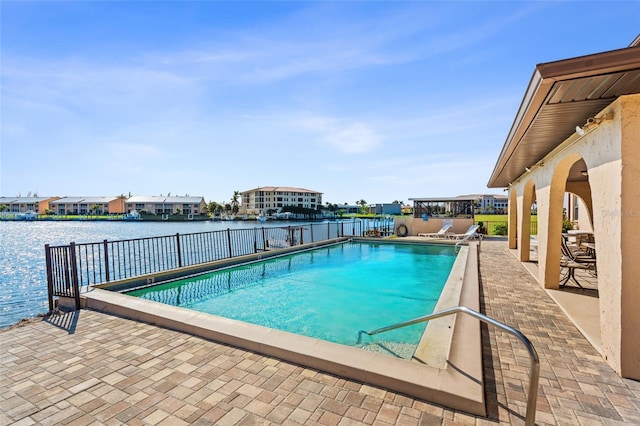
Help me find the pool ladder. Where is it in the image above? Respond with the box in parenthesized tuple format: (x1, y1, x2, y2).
(361, 305, 539, 426)
(455, 233, 482, 253)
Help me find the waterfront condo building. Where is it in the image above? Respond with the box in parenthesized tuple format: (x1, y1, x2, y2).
(0, 196, 60, 214)
(125, 196, 206, 216)
(49, 196, 127, 215)
(240, 187, 322, 215)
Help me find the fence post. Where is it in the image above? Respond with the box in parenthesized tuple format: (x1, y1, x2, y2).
(262, 227, 266, 251)
(45, 244, 54, 312)
(227, 229, 233, 258)
(253, 228, 258, 253)
(69, 242, 81, 310)
(176, 233, 183, 267)
(103, 240, 110, 282)
(310, 223, 314, 243)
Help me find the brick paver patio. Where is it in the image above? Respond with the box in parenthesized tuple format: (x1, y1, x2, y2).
(1, 239, 639, 425)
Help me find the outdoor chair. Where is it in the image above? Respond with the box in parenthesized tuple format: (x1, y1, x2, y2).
(417, 224, 452, 238)
(448, 224, 480, 240)
(560, 235, 597, 288)
(563, 233, 592, 258)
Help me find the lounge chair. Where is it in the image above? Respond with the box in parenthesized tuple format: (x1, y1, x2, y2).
(418, 224, 452, 238)
(562, 233, 592, 258)
(448, 225, 480, 240)
(560, 235, 597, 288)
(266, 238, 290, 250)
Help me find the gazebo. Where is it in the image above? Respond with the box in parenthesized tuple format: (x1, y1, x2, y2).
(407, 197, 477, 236)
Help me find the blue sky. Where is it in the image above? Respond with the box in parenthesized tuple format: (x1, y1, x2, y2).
(1, 1, 638, 206)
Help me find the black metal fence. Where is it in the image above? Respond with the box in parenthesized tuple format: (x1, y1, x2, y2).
(45, 221, 370, 311)
(478, 220, 537, 236)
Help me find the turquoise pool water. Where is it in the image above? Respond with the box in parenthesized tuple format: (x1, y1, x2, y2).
(126, 242, 456, 352)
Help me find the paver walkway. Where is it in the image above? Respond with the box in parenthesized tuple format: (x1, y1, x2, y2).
(1, 239, 639, 425)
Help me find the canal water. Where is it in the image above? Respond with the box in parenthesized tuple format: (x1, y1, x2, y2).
(0, 219, 339, 328)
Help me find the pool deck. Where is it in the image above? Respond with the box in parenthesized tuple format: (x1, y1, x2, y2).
(2, 238, 640, 425)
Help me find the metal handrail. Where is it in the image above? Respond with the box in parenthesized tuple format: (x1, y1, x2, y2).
(455, 232, 483, 247)
(362, 305, 539, 426)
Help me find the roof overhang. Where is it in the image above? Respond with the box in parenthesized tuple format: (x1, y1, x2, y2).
(409, 197, 478, 202)
(488, 42, 640, 188)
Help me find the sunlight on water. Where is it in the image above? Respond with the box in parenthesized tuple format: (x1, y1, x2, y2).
(0, 220, 294, 328)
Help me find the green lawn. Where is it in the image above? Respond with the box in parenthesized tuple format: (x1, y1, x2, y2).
(475, 214, 538, 236)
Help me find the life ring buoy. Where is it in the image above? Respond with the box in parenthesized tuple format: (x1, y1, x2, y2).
(396, 224, 408, 237)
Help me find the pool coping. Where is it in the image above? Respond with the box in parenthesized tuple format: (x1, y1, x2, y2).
(75, 238, 485, 416)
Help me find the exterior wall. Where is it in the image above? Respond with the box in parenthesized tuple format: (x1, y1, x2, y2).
(108, 198, 126, 214)
(509, 94, 640, 379)
(51, 200, 81, 214)
(566, 191, 594, 232)
(409, 217, 474, 236)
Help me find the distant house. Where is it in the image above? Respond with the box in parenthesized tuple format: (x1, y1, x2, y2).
(0, 196, 60, 214)
(341, 204, 360, 214)
(240, 187, 322, 215)
(459, 194, 509, 214)
(409, 194, 509, 218)
(370, 203, 402, 215)
(125, 196, 206, 216)
(409, 196, 477, 219)
(49, 196, 126, 215)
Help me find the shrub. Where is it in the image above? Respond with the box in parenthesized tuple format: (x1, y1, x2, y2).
(477, 221, 486, 234)
(562, 219, 574, 233)
(494, 224, 508, 236)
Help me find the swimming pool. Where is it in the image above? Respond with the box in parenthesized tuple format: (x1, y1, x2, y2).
(82, 238, 484, 414)
(125, 241, 456, 357)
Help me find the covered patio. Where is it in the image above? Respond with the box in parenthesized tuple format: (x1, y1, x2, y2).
(488, 37, 640, 380)
(403, 197, 477, 237)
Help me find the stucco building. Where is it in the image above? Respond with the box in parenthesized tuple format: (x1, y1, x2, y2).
(240, 186, 322, 215)
(488, 37, 640, 380)
(49, 196, 127, 215)
(0, 196, 60, 214)
(125, 196, 206, 216)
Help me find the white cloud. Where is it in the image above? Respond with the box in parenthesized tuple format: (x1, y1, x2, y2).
(292, 115, 380, 154)
(323, 122, 380, 154)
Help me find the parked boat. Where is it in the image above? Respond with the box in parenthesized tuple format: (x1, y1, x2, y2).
(17, 211, 38, 220)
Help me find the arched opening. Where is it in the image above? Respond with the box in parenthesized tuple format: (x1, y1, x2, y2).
(542, 155, 597, 290)
(564, 159, 594, 232)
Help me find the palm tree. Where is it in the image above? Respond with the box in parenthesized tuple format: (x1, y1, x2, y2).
(231, 191, 240, 215)
(356, 199, 368, 214)
(91, 204, 102, 216)
(207, 201, 222, 218)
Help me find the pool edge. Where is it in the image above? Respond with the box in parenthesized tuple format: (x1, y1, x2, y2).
(78, 241, 485, 417)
